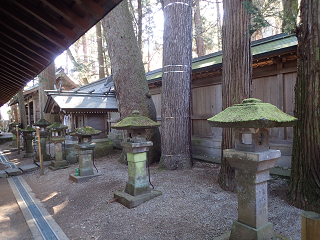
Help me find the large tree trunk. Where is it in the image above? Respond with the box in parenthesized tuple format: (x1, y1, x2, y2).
(17, 89, 27, 128)
(39, 62, 55, 123)
(287, 0, 320, 213)
(160, 0, 193, 170)
(216, 0, 222, 50)
(137, 0, 143, 52)
(281, 0, 298, 31)
(219, 0, 252, 192)
(102, 0, 161, 164)
(96, 21, 105, 79)
(194, 0, 205, 57)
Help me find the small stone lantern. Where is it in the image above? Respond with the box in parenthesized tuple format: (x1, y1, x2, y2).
(21, 126, 36, 158)
(69, 126, 101, 183)
(46, 122, 68, 170)
(111, 110, 162, 208)
(207, 98, 297, 240)
(33, 118, 51, 161)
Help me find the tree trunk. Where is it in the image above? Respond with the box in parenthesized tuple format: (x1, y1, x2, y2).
(102, 0, 161, 164)
(17, 89, 27, 128)
(12, 104, 18, 122)
(216, 0, 222, 50)
(39, 62, 55, 123)
(160, 0, 193, 170)
(66, 48, 89, 85)
(219, 0, 252, 192)
(96, 21, 105, 79)
(137, 0, 143, 52)
(287, 0, 320, 213)
(194, 0, 205, 57)
(281, 0, 298, 31)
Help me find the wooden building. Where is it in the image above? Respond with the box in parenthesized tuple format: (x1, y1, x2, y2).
(146, 33, 298, 163)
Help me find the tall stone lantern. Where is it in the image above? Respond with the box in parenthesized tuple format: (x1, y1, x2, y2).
(111, 110, 162, 208)
(21, 126, 36, 158)
(207, 98, 297, 240)
(46, 122, 68, 170)
(33, 118, 51, 161)
(69, 126, 101, 183)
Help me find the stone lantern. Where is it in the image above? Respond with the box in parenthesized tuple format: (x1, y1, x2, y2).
(46, 122, 68, 170)
(33, 118, 51, 162)
(9, 122, 20, 149)
(21, 126, 36, 158)
(69, 126, 101, 183)
(111, 110, 162, 208)
(207, 98, 297, 240)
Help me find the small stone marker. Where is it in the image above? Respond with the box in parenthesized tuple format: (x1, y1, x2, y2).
(301, 211, 320, 240)
(111, 110, 162, 208)
(69, 126, 101, 183)
(46, 122, 68, 170)
(208, 98, 297, 240)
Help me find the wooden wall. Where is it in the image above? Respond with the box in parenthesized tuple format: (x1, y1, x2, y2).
(150, 61, 297, 141)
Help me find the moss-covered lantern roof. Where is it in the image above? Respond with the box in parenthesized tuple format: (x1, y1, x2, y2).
(69, 126, 101, 137)
(207, 98, 297, 128)
(9, 122, 19, 126)
(111, 110, 161, 130)
(33, 118, 51, 127)
(46, 122, 68, 131)
(21, 126, 36, 132)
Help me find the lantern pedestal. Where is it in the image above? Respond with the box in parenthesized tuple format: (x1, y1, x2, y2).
(38, 132, 51, 161)
(114, 141, 162, 209)
(224, 149, 280, 240)
(69, 142, 101, 183)
(23, 134, 35, 158)
(49, 137, 68, 170)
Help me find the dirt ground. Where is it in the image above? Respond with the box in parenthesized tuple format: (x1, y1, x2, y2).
(0, 141, 302, 240)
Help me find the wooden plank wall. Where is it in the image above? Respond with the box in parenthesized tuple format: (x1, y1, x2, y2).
(150, 63, 297, 141)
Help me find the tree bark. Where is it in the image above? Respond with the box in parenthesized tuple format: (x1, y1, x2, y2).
(287, 0, 320, 213)
(281, 0, 298, 31)
(219, 0, 252, 192)
(102, 0, 161, 164)
(194, 0, 205, 57)
(96, 21, 105, 79)
(39, 62, 55, 123)
(216, 0, 222, 50)
(17, 89, 27, 128)
(160, 0, 193, 170)
(137, 0, 143, 52)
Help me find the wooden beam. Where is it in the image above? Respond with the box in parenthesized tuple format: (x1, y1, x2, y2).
(74, 0, 105, 19)
(0, 59, 35, 79)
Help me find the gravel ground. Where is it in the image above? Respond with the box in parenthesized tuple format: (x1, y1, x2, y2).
(2, 141, 301, 240)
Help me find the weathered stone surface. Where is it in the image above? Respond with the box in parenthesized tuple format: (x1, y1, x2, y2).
(19, 164, 39, 172)
(229, 221, 275, 240)
(69, 173, 101, 183)
(49, 160, 68, 170)
(5, 168, 22, 176)
(34, 161, 52, 167)
(0, 170, 7, 178)
(114, 190, 162, 209)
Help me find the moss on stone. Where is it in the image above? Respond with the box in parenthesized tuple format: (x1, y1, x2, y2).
(112, 110, 160, 129)
(70, 126, 101, 136)
(207, 98, 297, 128)
(33, 118, 51, 127)
(46, 122, 68, 131)
(21, 126, 36, 132)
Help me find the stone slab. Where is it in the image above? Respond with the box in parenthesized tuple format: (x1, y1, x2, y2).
(69, 173, 101, 183)
(23, 153, 36, 158)
(0, 170, 7, 178)
(48, 165, 69, 171)
(34, 161, 52, 167)
(114, 189, 162, 209)
(229, 221, 275, 240)
(213, 232, 231, 240)
(5, 168, 22, 176)
(19, 164, 39, 172)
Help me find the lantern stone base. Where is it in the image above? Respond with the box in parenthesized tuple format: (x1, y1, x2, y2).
(48, 160, 68, 170)
(69, 173, 101, 183)
(114, 189, 162, 209)
(229, 221, 275, 240)
(35, 153, 51, 162)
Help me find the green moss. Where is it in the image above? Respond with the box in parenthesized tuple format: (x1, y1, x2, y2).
(33, 118, 51, 127)
(207, 98, 297, 128)
(70, 126, 100, 136)
(21, 126, 36, 132)
(112, 110, 160, 129)
(46, 122, 68, 131)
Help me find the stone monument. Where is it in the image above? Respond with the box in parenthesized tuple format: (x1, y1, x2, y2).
(21, 126, 36, 158)
(69, 126, 101, 183)
(33, 118, 51, 161)
(207, 98, 297, 240)
(111, 110, 162, 208)
(47, 122, 68, 170)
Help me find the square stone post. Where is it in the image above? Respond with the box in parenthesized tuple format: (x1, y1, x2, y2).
(114, 141, 162, 208)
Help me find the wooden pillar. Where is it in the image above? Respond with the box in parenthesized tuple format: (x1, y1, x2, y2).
(277, 61, 286, 140)
(301, 211, 320, 240)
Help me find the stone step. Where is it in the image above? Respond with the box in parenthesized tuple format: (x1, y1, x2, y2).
(0, 170, 7, 178)
(19, 164, 39, 172)
(5, 168, 22, 176)
(34, 161, 52, 167)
